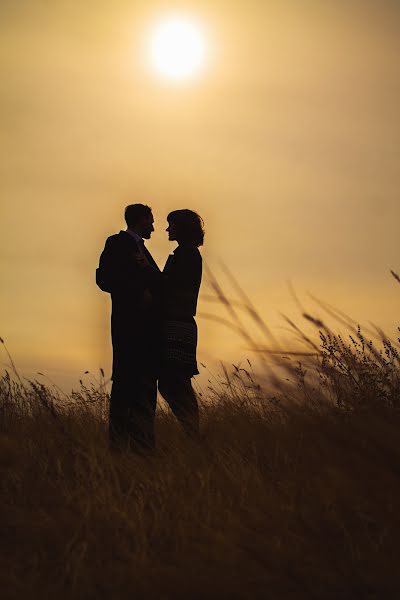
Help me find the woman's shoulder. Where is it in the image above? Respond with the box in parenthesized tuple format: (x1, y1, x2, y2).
(175, 245, 202, 261)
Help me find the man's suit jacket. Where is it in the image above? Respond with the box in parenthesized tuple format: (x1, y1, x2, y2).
(96, 231, 162, 379)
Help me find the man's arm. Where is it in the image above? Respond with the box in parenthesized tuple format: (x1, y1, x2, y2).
(96, 237, 121, 292)
(96, 236, 145, 301)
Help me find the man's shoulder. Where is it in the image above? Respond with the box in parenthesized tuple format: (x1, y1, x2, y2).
(104, 233, 120, 245)
(105, 231, 136, 248)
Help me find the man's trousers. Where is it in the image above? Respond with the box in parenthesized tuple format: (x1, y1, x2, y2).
(109, 375, 157, 452)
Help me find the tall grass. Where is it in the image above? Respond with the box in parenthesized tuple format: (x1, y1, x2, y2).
(1, 272, 400, 599)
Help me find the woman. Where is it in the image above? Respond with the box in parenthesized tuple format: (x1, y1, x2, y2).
(158, 209, 204, 438)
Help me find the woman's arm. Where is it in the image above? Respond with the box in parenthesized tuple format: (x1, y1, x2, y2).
(164, 248, 202, 318)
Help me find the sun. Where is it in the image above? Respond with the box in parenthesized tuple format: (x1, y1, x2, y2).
(149, 17, 206, 80)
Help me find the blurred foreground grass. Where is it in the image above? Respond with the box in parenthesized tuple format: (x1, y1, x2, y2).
(1, 321, 400, 599)
(1, 270, 400, 598)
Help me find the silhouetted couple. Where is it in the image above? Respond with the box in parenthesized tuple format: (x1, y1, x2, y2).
(96, 204, 204, 453)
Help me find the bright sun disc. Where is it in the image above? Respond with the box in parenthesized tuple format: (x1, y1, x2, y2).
(149, 18, 206, 80)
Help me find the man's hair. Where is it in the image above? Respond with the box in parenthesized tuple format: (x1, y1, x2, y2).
(167, 209, 205, 247)
(125, 204, 152, 228)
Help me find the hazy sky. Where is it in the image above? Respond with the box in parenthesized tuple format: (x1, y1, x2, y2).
(1, 1, 399, 388)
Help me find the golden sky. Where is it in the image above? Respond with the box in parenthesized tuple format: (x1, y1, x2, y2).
(1, 1, 399, 388)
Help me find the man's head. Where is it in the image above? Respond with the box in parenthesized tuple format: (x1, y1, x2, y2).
(125, 204, 154, 239)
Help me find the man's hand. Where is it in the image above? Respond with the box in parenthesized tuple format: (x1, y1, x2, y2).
(135, 252, 150, 268)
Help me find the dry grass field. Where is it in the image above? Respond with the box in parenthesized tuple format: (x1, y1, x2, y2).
(1, 273, 400, 599)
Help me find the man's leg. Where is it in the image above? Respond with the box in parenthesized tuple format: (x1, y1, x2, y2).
(158, 374, 199, 438)
(109, 379, 130, 449)
(127, 375, 158, 452)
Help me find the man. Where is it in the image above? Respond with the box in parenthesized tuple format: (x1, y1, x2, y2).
(96, 204, 162, 452)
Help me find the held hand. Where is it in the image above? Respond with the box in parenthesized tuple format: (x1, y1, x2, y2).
(142, 288, 153, 307)
(135, 252, 150, 268)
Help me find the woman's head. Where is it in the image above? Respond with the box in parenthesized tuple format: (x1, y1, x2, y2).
(166, 210, 205, 247)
